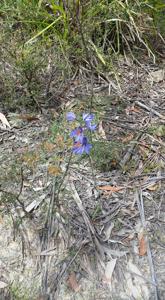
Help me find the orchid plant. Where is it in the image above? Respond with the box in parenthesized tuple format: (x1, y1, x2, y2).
(66, 112, 97, 155)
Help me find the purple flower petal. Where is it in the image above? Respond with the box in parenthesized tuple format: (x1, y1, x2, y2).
(82, 136, 88, 145)
(85, 121, 97, 131)
(72, 145, 84, 155)
(70, 127, 83, 141)
(84, 143, 92, 154)
(83, 113, 94, 123)
(72, 136, 92, 155)
(66, 112, 76, 121)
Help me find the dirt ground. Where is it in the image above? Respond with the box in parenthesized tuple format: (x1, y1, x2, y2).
(0, 57, 165, 300)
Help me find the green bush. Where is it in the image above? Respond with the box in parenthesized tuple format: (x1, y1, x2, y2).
(0, 0, 164, 109)
(91, 140, 123, 172)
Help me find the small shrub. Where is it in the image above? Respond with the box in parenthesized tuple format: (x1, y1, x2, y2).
(0, 0, 164, 110)
(91, 141, 123, 172)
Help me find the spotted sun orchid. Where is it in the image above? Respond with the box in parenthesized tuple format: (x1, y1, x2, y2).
(72, 136, 92, 155)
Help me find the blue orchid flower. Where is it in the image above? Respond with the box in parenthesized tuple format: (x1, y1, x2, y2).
(70, 127, 83, 142)
(85, 121, 97, 131)
(66, 112, 76, 121)
(82, 113, 94, 122)
(83, 113, 97, 131)
(72, 136, 92, 155)
(66, 112, 96, 155)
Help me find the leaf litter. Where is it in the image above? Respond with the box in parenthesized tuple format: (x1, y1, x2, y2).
(0, 58, 165, 299)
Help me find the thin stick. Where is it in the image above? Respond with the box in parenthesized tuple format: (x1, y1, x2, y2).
(136, 190, 160, 300)
(56, 152, 73, 196)
(119, 133, 143, 167)
(70, 182, 105, 259)
(135, 101, 165, 120)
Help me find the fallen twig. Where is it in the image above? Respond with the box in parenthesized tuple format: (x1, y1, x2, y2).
(135, 101, 165, 120)
(119, 133, 143, 168)
(70, 181, 105, 259)
(136, 190, 160, 300)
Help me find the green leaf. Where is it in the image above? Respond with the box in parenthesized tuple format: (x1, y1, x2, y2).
(25, 16, 62, 45)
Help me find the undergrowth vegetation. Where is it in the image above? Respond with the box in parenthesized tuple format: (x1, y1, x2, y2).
(0, 4, 165, 300)
(0, 0, 165, 110)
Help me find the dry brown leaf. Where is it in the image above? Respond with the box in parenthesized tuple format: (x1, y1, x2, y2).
(98, 121, 107, 139)
(0, 112, 11, 128)
(147, 183, 159, 191)
(43, 141, 55, 152)
(138, 233, 147, 256)
(103, 259, 117, 284)
(55, 134, 65, 147)
(126, 105, 141, 115)
(22, 152, 39, 168)
(72, 79, 80, 86)
(130, 106, 141, 113)
(18, 114, 39, 122)
(138, 144, 149, 156)
(122, 133, 134, 143)
(67, 272, 80, 292)
(48, 165, 61, 176)
(122, 233, 135, 245)
(98, 185, 124, 192)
